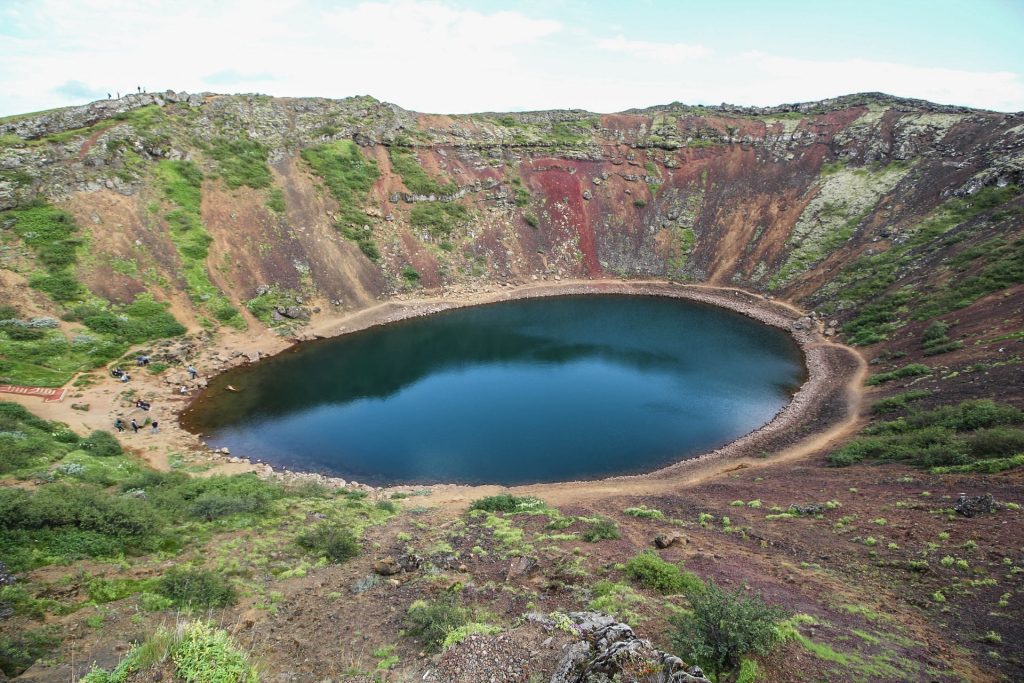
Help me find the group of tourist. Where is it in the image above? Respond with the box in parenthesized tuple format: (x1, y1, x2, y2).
(109, 361, 202, 438)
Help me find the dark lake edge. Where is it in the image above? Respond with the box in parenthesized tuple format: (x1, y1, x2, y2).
(180, 284, 818, 488)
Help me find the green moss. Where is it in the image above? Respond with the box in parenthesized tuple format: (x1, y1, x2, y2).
(266, 187, 286, 214)
(204, 136, 272, 189)
(301, 140, 380, 257)
(409, 202, 468, 238)
(389, 146, 456, 196)
(155, 160, 244, 328)
(865, 363, 932, 386)
(829, 399, 1024, 469)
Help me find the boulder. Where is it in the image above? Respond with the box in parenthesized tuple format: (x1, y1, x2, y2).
(506, 556, 539, 581)
(373, 557, 402, 576)
(954, 494, 995, 518)
(654, 533, 687, 549)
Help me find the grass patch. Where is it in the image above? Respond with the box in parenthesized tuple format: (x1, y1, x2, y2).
(623, 551, 701, 594)
(204, 136, 272, 189)
(389, 146, 457, 196)
(866, 363, 931, 386)
(409, 202, 469, 238)
(155, 160, 244, 328)
(301, 141, 380, 257)
(829, 399, 1024, 469)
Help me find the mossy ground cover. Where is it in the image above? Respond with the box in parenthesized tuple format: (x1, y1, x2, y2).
(825, 185, 1022, 345)
(0, 202, 186, 385)
(301, 140, 381, 259)
(1, 401, 400, 675)
(154, 160, 244, 328)
(389, 146, 457, 197)
(829, 399, 1024, 470)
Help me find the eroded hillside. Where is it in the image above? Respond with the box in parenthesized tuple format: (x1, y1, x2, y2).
(1, 92, 1023, 683)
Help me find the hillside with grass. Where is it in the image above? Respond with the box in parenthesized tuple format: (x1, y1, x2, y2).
(0, 91, 1022, 682)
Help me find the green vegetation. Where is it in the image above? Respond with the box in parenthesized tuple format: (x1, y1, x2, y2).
(155, 160, 244, 328)
(401, 264, 421, 284)
(156, 566, 238, 609)
(301, 140, 380, 258)
(0, 626, 59, 678)
(409, 202, 469, 238)
(872, 389, 933, 415)
(245, 285, 302, 326)
(831, 185, 1022, 344)
(82, 621, 259, 683)
(3, 201, 84, 302)
(920, 320, 963, 356)
(623, 505, 665, 520)
(405, 590, 472, 651)
(203, 136, 272, 189)
(469, 494, 546, 514)
(295, 524, 360, 563)
(623, 551, 701, 594)
(865, 363, 932, 385)
(587, 580, 644, 624)
(581, 516, 620, 542)
(389, 146, 457, 196)
(669, 578, 789, 683)
(829, 399, 1024, 470)
(266, 187, 286, 214)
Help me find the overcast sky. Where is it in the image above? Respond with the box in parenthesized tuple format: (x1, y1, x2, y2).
(2, 0, 1023, 117)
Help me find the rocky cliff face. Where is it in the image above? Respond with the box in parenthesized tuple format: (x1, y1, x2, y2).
(0, 90, 1021, 356)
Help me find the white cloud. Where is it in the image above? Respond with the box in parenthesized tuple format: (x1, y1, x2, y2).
(595, 36, 709, 63)
(0, 0, 1021, 116)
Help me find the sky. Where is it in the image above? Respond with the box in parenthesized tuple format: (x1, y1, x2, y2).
(1, 0, 1023, 117)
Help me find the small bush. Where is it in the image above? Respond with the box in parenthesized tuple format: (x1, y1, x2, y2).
(623, 551, 699, 594)
(156, 567, 237, 609)
(623, 506, 665, 520)
(469, 494, 544, 514)
(173, 621, 259, 682)
(0, 626, 60, 678)
(405, 591, 471, 651)
(581, 517, 620, 542)
(866, 363, 931, 386)
(80, 430, 123, 457)
(296, 524, 359, 563)
(669, 578, 788, 683)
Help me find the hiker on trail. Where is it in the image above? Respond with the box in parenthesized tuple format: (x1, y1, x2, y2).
(114, 418, 125, 433)
(107, 93, 111, 99)
(151, 420, 159, 434)
(120, 372, 131, 383)
(137, 85, 141, 93)
(130, 418, 139, 433)
(187, 365, 198, 380)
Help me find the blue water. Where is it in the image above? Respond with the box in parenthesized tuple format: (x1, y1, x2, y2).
(182, 295, 804, 485)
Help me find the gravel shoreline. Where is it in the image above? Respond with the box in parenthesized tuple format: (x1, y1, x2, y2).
(181, 280, 863, 495)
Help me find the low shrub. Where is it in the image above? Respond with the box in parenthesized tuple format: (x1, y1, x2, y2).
(469, 494, 544, 514)
(669, 578, 788, 683)
(405, 591, 471, 651)
(866, 363, 931, 386)
(623, 551, 700, 594)
(79, 430, 123, 457)
(581, 517, 620, 542)
(295, 524, 360, 563)
(156, 567, 237, 609)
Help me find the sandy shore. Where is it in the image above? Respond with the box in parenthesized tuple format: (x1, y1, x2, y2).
(5, 280, 866, 504)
